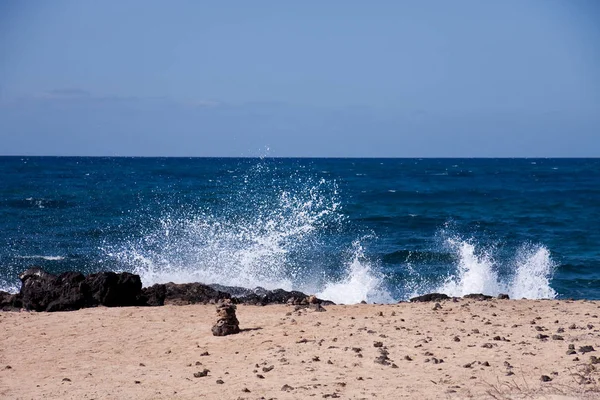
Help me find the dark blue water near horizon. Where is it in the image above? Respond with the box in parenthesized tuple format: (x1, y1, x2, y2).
(1, 157, 599, 303)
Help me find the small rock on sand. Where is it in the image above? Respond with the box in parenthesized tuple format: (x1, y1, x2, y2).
(193, 369, 210, 378)
(579, 346, 595, 354)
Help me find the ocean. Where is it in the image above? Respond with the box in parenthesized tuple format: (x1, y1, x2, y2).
(1, 157, 599, 303)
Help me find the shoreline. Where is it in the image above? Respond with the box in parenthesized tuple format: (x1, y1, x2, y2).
(2, 299, 600, 399)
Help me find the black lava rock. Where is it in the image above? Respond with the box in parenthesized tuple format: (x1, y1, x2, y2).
(463, 293, 493, 301)
(17, 268, 143, 311)
(9, 268, 334, 312)
(409, 293, 450, 302)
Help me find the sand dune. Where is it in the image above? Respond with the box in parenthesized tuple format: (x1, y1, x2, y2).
(2, 299, 600, 399)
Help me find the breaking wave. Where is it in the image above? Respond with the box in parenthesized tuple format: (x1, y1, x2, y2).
(97, 163, 556, 304)
(105, 173, 392, 304)
(105, 184, 557, 304)
(434, 235, 557, 299)
(317, 240, 393, 304)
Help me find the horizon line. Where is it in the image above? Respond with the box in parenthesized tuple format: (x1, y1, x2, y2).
(1, 155, 598, 160)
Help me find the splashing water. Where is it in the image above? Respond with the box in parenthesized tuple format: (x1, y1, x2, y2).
(438, 238, 501, 296)
(108, 181, 336, 289)
(436, 236, 556, 299)
(105, 175, 392, 304)
(317, 240, 393, 304)
(0, 279, 20, 294)
(510, 244, 557, 299)
(1, 158, 587, 300)
(99, 164, 555, 303)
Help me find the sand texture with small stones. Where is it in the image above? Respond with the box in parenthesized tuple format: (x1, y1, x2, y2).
(2, 299, 600, 399)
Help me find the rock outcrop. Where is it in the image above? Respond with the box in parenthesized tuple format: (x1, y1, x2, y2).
(409, 292, 511, 303)
(236, 288, 325, 306)
(142, 282, 332, 306)
(463, 293, 493, 301)
(19, 269, 88, 312)
(409, 293, 450, 302)
(85, 271, 142, 307)
(0, 290, 21, 311)
(5, 268, 516, 313)
(4, 268, 333, 312)
(142, 282, 231, 306)
(17, 268, 143, 312)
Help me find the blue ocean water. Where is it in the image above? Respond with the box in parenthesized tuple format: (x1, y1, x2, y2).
(1, 157, 599, 303)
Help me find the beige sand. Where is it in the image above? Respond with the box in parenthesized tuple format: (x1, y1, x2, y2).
(2, 299, 600, 399)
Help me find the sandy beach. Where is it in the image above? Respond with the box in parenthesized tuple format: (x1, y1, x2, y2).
(2, 299, 600, 400)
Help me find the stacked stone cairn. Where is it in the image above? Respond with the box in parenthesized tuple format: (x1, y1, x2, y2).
(211, 300, 240, 336)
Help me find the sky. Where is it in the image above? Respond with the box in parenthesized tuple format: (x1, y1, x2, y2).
(0, 0, 599, 157)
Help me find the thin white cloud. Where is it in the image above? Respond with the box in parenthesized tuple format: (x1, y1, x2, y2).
(37, 88, 92, 99)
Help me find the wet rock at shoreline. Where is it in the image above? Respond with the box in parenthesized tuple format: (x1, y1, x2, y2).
(410, 292, 507, 303)
(142, 282, 332, 307)
(19, 269, 87, 312)
(463, 293, 493, 301)
(17, 268, 143, 312)
(409, 293, 450, 303)
(235, 287, 333, 306)
(142, 282, 231, 306)
(4, 268, 333, 312)
(0, 291, 21, 311)
(85, 271, 142, 307)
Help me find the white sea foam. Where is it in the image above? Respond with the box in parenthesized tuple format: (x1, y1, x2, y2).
(0, 280, 20, 294)
(106, 176, 392, 304)
(16, 255, 65, 261)
(101, 161, 557, 304)
(438, 238, 501, 296)
(435, 236, 556, 299)
(24, 198, 46, 209)
(317, 241, 393, 304)
(509, 244, 557, 299)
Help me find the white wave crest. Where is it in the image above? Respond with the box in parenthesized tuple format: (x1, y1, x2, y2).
(105, 176, 392, 304)
(510, 245, 557, 299)
(438, 238, 501, 296)
(16, 255, 65, 261)
(436, 236, 556, 299)
(317, 241, 393, 304)
(0, 281, 20, 294)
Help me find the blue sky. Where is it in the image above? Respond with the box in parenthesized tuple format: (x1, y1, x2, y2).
(1, 0, 599, 156)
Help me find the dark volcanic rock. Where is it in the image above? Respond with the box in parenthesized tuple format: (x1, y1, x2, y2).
(208, 284, 256, 298)
(410, 293, 450, 303)
(237, 288, 319, 306)
(0, 291, 21, 311)
(374, 348, 393, 365)
(18, 268, 143, 311)
(579, 345, 595, 354)
(19, 268, 87, 312)
(141, 283, 167, 306)
(142, 282, 231, 306)
(211, 285, 333, 306)
(309, 303, 327, 312)
(141, 282, 329, 306)
(10, 268, 333, 312)
(463, 293, 493, 301)
(84, 271, 142, 307)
